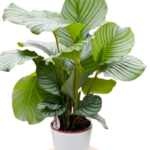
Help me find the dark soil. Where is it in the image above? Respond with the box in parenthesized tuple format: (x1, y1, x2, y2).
(52, 115, 91, 132)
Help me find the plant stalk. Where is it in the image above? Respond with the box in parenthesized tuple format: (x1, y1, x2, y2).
(53, 32, 66, 126)
(87, 69, 99, 95)
(74, 65, 82, 112)
(53, 33, 65, 84)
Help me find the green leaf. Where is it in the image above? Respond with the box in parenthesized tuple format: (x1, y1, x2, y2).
(55, 36, 94, 63)
(61, 67, 89, 100)
(18, 41, 67, 56)
(0, 49, 39, 72)
(62, 58, 75, 71)
(3, 3, 72, 34)
(103, 55, 146, 81)
(74, 95, 102, 116)
(18, 40, 75, 71)
(36, 81, 62, 104)
(92, 22, 135, 64)
(90, 114, 108, 129)
(33, 56, 44, 66)
(81, 41, 99, 72)
(61, 0, 108, 38)
(36, 61, 68, 96)
(38, 102, 62, 110)
(56, 23, 84, 47)
(82, 78, 116, 94)
(36, 61, 61, 96)
(12, 74, 43, 125)
(37, 107, 66, 119)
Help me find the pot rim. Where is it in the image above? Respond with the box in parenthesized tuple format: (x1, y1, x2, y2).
(50, 119, 92, 134)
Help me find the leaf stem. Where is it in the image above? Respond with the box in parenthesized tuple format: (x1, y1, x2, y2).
(74, 65, 82, 112)
(87, 69, 99, 95)
(53, 33, 65, 84)
(65, 27, 76, 43)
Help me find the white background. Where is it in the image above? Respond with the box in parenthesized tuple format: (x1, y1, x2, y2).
(0, 0, 150, 150)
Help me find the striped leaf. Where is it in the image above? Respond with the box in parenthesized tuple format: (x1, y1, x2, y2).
(61, 41, 99, 72)
(103, 55, 146, 81)
(3, 3, 72, 34)
(82, 78, 116, 94)
(36, 81, 62, 104)
(81, 41, 99, 72)
(56, 23, 85, 47)
(0, 49, 39, 72)
(37, 107, 66, 119)
(38, 101, 62, 110)
(45, 37, 93, 64)
(36, 61, 68, 96)
(19, 40, 75, 71)
(92, 22, 135, 64)
(3, 3, 61, 24)
(61, 0, 108, 38)
(62, 58, 74, 71)
(12, 73, 43, 125)
(90, 114, 108, 129)
(18, 41, 66, 56)
(24, 18, 72, 34)
(56, 36, 94, 63)
(74, 95, 102, 116)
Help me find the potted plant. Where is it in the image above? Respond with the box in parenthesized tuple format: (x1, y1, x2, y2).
(0, 0, 146, 150)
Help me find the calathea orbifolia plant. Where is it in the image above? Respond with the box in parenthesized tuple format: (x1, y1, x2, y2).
(0, 0, 146, 131)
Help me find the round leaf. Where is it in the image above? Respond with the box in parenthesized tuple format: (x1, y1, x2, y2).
(92, 22, 135, 64)
(12, 74, 42, 125)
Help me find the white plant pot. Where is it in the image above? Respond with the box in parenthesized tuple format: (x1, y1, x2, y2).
(51, 120, 92, 150)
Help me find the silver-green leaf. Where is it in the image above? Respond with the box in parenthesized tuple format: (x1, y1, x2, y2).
(36, 81, 62, 104)
(92, 22, 135, 64)
(37, 107, 66, 119)
(3, 3, 72, 34)
(61, 0, 108, 38)
(0, 49, 39, 72)
(56, 23, 85, 47)
(90, 114, 108, 129)
(36, 61, 68, 96)
(48, 36, 94, 63)
(36, 62, 61, 96)
(103, 55, 146, 81)
(19, 40, 75, 71)
(18, 41, 66, 56)
(24, 17, 72, 35)
(38, 102, 62, 110)
(74, 95, 102, 116)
